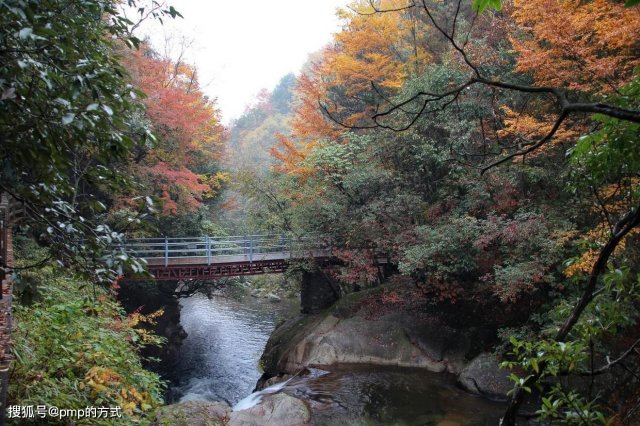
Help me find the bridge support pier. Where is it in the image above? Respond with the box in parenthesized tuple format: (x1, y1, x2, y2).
(300, 270, 340, 314)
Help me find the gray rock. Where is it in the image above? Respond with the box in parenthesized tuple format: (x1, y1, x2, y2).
(228, 393, 310, 426)
(261, 310, 473, 376)
(458, 352, 512, 399)
(150, 400, 230, 426)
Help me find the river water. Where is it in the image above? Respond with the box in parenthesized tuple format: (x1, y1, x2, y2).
(168, 292, 297, 404)
(168, 293, 505, 425)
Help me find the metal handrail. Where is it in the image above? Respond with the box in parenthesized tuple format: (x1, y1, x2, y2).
(124, 235, 328, 266)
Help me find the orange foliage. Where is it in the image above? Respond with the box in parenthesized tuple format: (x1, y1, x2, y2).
(510, 0, 640, 94)
(494, 0, 637, 160)
(121, 45, 227, 215)
(273, 0, 430, 175)
(269, 134, 316, 177)
(564, 220, 640, 278)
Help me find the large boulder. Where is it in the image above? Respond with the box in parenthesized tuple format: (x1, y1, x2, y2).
(228, 393, 310, 426)
(457, 352, 513, 399)
(150, 400, 230, 426)
(259, 288, 495, 379)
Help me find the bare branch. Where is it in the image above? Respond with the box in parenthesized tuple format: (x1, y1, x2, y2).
(480, 111, 568, 174)
(319, 102, 379, 130)
(348, 0, 416, 16)
(451, 0, 462, 41)
(420, 0, 480, 77)
(591, 337, 640, 375)
(566, 103, 640, 123)
(127, 1, 166, 35)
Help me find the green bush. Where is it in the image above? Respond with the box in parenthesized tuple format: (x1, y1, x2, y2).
(9, 265, 165, 425)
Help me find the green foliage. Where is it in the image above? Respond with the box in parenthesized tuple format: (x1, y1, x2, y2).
(539, 385, 607, 425)
(261, 2, 639, 420)
(400, 217, 481, 279)
(9, 265, 165, 425)
(0, 0, 178, 282)
(472, 0, 502, 13)
(501, 266, 640, 423)
(569, 74, 640, 194)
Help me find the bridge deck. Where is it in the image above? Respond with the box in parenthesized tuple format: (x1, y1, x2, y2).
(125, 235, 331, 280)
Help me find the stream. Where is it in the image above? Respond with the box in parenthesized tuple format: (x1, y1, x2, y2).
(167, 292, 505, 425)
(167, 292, 297, 404)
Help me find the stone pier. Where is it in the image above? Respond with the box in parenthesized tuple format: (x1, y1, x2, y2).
(300, 270, 340, 314)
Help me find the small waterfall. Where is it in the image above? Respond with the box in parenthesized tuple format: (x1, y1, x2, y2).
(232, 367, 330, 411)
(232, 379, 292, 411)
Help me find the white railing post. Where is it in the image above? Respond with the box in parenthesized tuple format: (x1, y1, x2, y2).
(206, 236, 211, 265)
(249, 235, 253, 263)
(164, 236, 168, 267)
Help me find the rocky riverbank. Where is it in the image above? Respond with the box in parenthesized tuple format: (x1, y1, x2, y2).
(258, 285, 513, 399)
(150, 395, 310, 426)
(150, 284, 514, 425)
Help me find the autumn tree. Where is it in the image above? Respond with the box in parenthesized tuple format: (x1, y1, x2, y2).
(120, 43, 228, 224)
(221, 75, 299, 233)
(272, 0, 431, 175)
(327, 0, 640, 423)
(0, 0, 181, 281)
(265, 0, 640, 423)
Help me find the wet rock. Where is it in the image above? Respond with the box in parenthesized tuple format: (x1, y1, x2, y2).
(255, 374, 293, 391)
(150, 400, 230, 426)
(458, 352, 512, 399)
(228, 393, 310, 426)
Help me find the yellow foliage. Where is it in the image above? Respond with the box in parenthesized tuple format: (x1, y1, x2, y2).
(127, 308, 165, 344)
(201, 171, 230, 199)
(497, 106, 578, 158)
(127, 308, 164, 328)
(84, 367, 154, 414)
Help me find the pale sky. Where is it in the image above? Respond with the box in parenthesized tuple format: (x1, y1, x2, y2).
(128, 0, 350, 124)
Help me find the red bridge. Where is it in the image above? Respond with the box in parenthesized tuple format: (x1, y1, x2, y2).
(126, 235, 331, 281)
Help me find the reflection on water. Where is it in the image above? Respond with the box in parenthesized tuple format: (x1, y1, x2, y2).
(169, 293, 505, 424)
(169, 293, 296, 404)
(284, 365, 504, 426)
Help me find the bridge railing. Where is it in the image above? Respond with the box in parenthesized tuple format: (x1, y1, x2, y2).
(124, 234, 328, 267)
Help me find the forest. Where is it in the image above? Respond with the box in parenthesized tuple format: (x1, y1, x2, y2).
(1, 0, 639, 424)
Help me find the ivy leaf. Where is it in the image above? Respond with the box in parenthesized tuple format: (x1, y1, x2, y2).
(101, 104, 113, 116)
(17, 27, 33, 39)
(62, 113, 75, 125)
